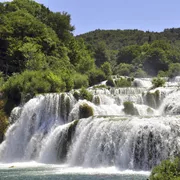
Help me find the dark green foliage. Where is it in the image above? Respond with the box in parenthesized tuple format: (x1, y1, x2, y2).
(168, 63, 180, 79)
(94, 41, 109, 67)
(3, 70, 66, 113)
(114, 63, 134, 76)
(150, 157, 180, 180)
(78, 29, 180, 76)
(79, 87, 93, 102)
(117, 45, 141, 64)
(123, 101, 139, 115)
(88, 68, 106, 86)
(133, 68, 147, 78)
(73, 73, 89, 89)
(106, 77, 115, 87)
(73, 91, 80, 101)
(142, 48, 169, 76)
(115, 78, 132, 87)
(79, 103, 94, 119)
(101, 62, 112, 78)
(152, 77, 165, 88)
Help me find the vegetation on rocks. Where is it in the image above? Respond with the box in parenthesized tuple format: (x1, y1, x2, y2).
(79, 103, 94, 119)
(152, 77, 165, 88)
(123, 101, 139, 115)
(150, 157, 180, 180)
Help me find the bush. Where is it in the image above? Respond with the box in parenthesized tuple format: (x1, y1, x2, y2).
(150, 157, 180, 180)
(3, 70, 66, 114)
(133, 68, 147, 78)
(115, 78, 132, 87)
(101, 62, 112, 78)
(168, 63, 180, 79)
(79, 87, 93, 101)
(88, 68, 106, 86)
(123, 101, 139, 115)
(114, 63, 134, 76)
(152, 77, 165, 88)
(73, 73, 89, 89)
(79, 103, 94, 119)
(73, 91, 80, 101)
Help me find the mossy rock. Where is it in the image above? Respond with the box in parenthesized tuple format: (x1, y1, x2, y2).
(123, 101, 139, 115)
(94, 96, 100, 105)
(145, 90, 160, 109)
(147, 107, 154, 115)
(79, 103, 94, 119)
(73, 91, 80, 101)
(106, 77, 115, 87)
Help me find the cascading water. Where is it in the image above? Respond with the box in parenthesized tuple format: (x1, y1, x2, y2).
(1, 77, 180, 171)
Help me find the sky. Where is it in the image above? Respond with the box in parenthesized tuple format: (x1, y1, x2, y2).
(1, 0, 180, 35)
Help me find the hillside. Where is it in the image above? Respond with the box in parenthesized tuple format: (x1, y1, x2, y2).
(77, 29, 180, 77)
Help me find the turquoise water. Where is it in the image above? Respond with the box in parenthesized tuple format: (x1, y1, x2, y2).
(0, 163, 150, 180)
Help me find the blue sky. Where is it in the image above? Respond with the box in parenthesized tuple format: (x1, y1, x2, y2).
(1, 0, 180, 35)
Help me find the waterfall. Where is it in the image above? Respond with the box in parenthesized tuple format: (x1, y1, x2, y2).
(67, 116, 180, 170)
(1, 77, 180, 170)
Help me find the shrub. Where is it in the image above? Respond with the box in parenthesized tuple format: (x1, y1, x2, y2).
(73, 91, 80, 101)
(88, 68, 106, 86)
(114, 63, 134, 76)
(123, 101, 139, 115)
(79, 103, 94, 119)
(79, 87, 93, 101)
(152, 77, 165, 88)
(73, 73, 89, 89)
(168, 63, 180, 79)
(3, 70, 66, 114)
(158, 70, 168, 77)
(101, 62, 112, 78)
(115, 78, 132, 87)
(150, 157, 180, 180)
(133, 68, 147, 78)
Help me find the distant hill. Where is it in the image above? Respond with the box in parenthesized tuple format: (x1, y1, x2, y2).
(77, 28, 180, 77)
(77, 28, 180, 51)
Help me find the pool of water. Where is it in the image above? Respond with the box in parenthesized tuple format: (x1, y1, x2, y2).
(0, 162, 150, 180)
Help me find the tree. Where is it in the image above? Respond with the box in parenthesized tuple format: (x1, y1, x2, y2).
(100, 62, 112, 77)
(143, 48, 169, 76)
(94, 41, 109, 67)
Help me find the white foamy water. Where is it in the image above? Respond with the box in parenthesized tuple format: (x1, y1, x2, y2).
(0, 77, 180, 173)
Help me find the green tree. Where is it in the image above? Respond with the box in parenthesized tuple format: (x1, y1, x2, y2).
(116, 45, 141, 64)
(101, 62, 112, 77)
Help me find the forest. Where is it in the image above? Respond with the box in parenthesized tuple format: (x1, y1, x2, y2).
(78, 28, 180, 78)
